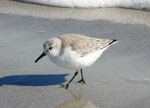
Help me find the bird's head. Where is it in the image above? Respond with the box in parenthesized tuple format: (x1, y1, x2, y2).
(35, 38, 61, 63)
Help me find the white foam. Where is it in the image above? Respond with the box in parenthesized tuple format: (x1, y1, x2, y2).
(18, 0, 150, 9)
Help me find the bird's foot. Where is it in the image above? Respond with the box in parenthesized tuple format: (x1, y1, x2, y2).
(78, 79, 86, 84)
(60, 84, 69, 89)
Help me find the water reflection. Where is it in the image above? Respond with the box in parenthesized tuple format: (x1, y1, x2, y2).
(55, 85, 98, 108)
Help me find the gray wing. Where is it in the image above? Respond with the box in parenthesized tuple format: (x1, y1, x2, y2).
(59, 34, 117, 56)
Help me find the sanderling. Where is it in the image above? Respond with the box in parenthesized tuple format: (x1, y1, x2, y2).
(35, 34, 118, 89)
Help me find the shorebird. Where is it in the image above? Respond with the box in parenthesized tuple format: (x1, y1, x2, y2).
(35, 34, 118, 89)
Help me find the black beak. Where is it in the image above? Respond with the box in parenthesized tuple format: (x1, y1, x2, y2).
(35, 52, 46, 63)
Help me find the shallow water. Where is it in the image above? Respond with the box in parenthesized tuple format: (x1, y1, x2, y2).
(0, 13, 150, 108)
(0, 0, 150, 107)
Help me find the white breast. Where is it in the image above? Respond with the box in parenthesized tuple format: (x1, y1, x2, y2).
(48, 47, 108, 70)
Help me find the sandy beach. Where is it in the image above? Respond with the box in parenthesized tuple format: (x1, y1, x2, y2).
(0, 0, 150, 108)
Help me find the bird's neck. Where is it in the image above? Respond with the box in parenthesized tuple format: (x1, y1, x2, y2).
(50, 38, 62, 57)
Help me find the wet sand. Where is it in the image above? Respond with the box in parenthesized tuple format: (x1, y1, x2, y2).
(1, 0, 150, 26)
(0, 0, 150, 108)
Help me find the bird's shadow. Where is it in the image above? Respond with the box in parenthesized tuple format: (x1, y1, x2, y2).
(0, 74, 69, 86)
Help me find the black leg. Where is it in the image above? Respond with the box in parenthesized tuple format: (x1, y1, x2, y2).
(78, 69, 86, 84)
(61, 71, 78, 89)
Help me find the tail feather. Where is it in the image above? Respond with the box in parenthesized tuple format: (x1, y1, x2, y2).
(101, 39, 118, 50)
(109, 39, 118, 45)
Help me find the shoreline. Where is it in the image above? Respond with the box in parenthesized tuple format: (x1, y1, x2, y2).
(0, 1, 150, 108)
(1, 0, 150, 27)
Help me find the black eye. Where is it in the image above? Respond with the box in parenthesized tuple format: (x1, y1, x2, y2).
(49, 47, 52, 50)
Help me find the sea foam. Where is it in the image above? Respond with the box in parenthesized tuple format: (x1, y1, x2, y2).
(18, 0, 150, 10)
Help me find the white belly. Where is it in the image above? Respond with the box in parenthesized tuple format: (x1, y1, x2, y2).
(48, 47, 108, 70)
